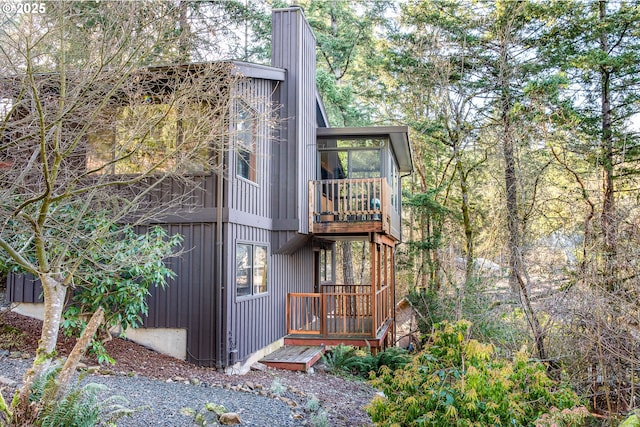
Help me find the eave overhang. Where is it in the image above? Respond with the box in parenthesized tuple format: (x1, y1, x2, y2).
(316, 126, 413, 173)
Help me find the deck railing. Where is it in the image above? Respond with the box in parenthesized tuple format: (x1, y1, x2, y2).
(309, 178, 390, 223)
(286, 283, 393, 339)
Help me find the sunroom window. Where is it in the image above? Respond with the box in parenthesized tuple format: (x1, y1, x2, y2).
(86, 103, 210, 174)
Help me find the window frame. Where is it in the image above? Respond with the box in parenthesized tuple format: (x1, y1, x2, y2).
(235, 241, 269, 300)
(235, 101, 258, 183)
(86, 102, 211, 175)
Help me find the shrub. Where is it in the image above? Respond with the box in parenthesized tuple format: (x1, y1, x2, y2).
(367, 320, 588, 427)
(323, 345, 411, 378)
(321, 344, 363, 375)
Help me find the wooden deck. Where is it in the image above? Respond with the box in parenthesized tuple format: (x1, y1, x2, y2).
(284, 317, 393, 349)
(260, 345, 325, 371)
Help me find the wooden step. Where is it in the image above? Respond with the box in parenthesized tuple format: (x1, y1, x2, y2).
(260, 345, 325, 372)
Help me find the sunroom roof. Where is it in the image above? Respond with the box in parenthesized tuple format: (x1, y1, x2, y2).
(316, 126, 413, 173)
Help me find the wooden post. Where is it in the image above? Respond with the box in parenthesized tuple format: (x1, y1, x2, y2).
(390, 243, 396, 344)
(286, 293, 291, 334)
(370, 240, 377, 338)
(321, 292, 327, 337)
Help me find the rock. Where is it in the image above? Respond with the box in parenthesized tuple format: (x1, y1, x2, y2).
(0, 349, 9, 357)
(0, 376, 17, 387)
(174, 376, 187, 382)
(219, 412, 242, 425)
(76, 362, 88, 370)
(190, 377, 200, 386)
(278, 397, 297, 408)
(250, 362, 267, 372)
(245, 381, 255, 390)
(9, 351, 21, 359)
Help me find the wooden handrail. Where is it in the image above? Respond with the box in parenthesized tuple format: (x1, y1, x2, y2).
(286, 282, 392, 339)
(309, 178, 390, 223)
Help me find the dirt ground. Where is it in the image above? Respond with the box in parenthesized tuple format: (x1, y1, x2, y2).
(0, 309, 377, 426)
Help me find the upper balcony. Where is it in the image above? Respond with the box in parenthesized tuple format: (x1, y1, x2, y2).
(309, 177, 400, 240)
(310, 126, 412, 241)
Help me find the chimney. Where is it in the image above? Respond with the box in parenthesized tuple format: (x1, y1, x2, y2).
(271, 7, 317, 239)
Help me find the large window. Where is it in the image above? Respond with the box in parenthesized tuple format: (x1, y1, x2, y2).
(86, 103, 210, 174)
(236, 102, 257, 182)
(236, 243, 268, 297)
(317, 137, 384, 179)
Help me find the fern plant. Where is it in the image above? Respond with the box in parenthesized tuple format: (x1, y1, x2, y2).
(321, 345, 363, 375)
(25, 364, 136, 427)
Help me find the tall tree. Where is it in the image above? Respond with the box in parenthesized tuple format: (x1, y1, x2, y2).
(537, 0, 640, 291)
(0, 2, 244, 422)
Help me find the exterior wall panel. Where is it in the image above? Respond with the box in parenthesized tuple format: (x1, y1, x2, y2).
(7, 274, 40, 303)
(225, 222, 314, 364)
(271, 8, 317, 251)
(229, 78, 274, 219)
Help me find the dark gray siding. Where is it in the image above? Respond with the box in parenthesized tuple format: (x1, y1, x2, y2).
(271, 7, 317, 252)
(225, 223, 314, 364)
(142, 222, 221, 367)
(7, 273, 40, 303)
(228, 78, 275, 219)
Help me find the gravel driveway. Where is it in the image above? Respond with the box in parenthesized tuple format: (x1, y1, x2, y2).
(0, 356, 304, 426)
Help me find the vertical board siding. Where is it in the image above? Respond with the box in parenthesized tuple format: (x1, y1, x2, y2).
(226, 223, 314, 363)
(229, 78, 274, 219)
(143, 222, 220, 367)
(271, 8, 318, 247)
(7, 273, 41, 303)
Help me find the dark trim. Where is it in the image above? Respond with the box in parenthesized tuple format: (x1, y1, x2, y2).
(317, 126, 413, 173)
(227, 209, 272, 229)
(231, 61, 286, 82)
(272, 218, 299, 230)
(149, 208, 217, 224)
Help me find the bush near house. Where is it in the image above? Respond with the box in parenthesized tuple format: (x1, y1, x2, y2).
(321, 344, 411, 378)
(367, 320, 589, 427)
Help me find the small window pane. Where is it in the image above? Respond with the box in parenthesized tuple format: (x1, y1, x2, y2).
(236, 244, 251, 297)
(253, 245, 268, 294)
(319, 248, 333, 283)
(236, 103, 256, 181)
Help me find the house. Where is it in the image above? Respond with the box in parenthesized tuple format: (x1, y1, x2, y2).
(6, 7, 412, 371)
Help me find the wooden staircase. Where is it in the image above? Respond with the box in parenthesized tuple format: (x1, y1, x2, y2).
(260, 345, 325, 371)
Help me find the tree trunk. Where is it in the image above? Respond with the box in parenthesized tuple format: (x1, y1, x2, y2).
(14, 274, 67, 424)
(341, 241, 356, 316)
(54, 307, 105, 400)
(498, 31, 547, 361)
(599, 1, 617, 292)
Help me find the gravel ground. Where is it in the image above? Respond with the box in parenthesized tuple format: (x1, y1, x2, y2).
(0, 356, 303, 426)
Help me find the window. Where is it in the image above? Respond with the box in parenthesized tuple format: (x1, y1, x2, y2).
(236, 102, 257, 182)
(319, 247, 334, 284)
(86, 103, 210, 175)
(317, 137, 385, 180)
(236, 243, 268, 297)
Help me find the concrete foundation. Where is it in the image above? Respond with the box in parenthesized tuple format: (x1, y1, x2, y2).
(11, 302, 45, 321)
(10, 303, 187, 360)
(119, 327, 187, 360)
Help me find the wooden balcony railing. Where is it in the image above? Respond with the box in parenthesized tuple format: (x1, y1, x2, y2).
(286, 283, 393, 339)
(309, 178, 392, 235)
